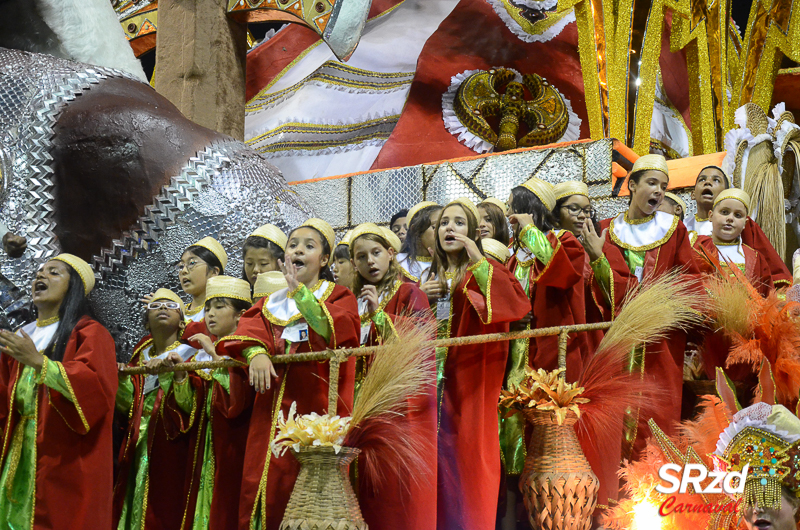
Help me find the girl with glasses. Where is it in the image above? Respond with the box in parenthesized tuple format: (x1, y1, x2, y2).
(551, 181, 599, 237)
(114, 289, 199, 530)
(500, 178, 589, 521)
(177, 237, 227, 324)
(0, 255, 117, 529)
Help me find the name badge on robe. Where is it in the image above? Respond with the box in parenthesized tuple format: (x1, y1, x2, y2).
(360, 323, 372, 345)
(634, 266, 644, 282)
(281, 322, 310, 343)
(436, 294, 451, 321)
(143, 375, 159, 394)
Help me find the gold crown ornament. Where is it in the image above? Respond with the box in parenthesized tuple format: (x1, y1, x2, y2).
(712, 403, 800, 511)
(250, 224, 288, 251)
(481, 238, 510, 263)
(52, 253, 95, 295)
(205, 276, 252, 304)
(713, 188, 751, 213)
(553, 181, 589, 201)
(299, 218, 336, 252)
(193, 236, 228, 270)
(253, 271, 288, 299)
(380, 227, 402, 253)
(520, 177, 557, 211)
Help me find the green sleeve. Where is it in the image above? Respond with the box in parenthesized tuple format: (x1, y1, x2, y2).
(290, 284, 332, 342)
(371, 310, 397, 342)
(518, 224, 554, 265)
(171, 376, 195, 414)
(623, 249, 645, 276)
(37, 357, 73, 402)
(244, 346, 270, 364)
(590, 256, 613, 302)
(115, 374, 135, 413)
(212, 368, 230, 394)
(468, 257, 491, 296)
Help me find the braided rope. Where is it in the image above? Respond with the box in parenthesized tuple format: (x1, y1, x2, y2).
(118, 321, 611, 376)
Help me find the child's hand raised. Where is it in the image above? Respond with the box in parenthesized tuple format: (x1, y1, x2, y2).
(359, 285, 380, 313)
(278, 260, 300, 292)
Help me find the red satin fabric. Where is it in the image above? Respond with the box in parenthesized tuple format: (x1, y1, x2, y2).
(437, 259, 529, 530)
(219, 285, 360, 530)
(0, 317, 117, 529)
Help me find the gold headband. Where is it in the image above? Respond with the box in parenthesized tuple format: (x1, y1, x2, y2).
(150, 288, 186, 314)
(192, 236, 228, 270)
(299, 218, 336, 252)
(713, 188, 751, 212)
(250, 224, 288, 251)
(51, 253, 95, 295)
(553, 181, 589, 201)
(407, 201, 438, 224)
(380, 227, 402, 253)
(446, 197, 480, 224)
(631, 154, 669, 175)
(338, 230, 354, 247)
(520, 177, 556, 211)
(481, 238, 510, 263)
(253, 271, 288, 298)
(664, 192, 687, 212)
(479, 197, 507, 215)
(205, 275, 252, 304)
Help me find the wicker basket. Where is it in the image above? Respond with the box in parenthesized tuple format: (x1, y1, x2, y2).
(280, 446, 368, 530)
(520, 409, 598, 530)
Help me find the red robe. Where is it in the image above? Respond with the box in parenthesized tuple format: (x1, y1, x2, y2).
(593, 218, 701, 449)
(437, 258, 530, 530)
(113, 336, 203, 530)
(357, 281, 437, 530)
(0, 317, 117, 529)
(506, 230, 589, 381)
(693, 235, 774, 383)
(218, 283, 360, 530)
(741, 218, 791, 287)
(184, 352, 255, 530)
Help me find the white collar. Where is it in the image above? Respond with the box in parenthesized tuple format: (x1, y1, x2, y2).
(716, 240, 746, 265)
(143, 342, 197, 362)
(398, 254, 431, 279)
(186, 308, 205, 323)
(19, 320, 58, 352)
(608, 211, 679, 251)
(263, 280, 334, 326)
(692, 217, 712, 236)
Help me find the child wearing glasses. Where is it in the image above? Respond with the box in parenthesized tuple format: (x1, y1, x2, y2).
(552, 181, 599, 237)
(500, 178, 588, 518)
(114, 289, 199, 530)
(217, 218, 360, 530)
(175, 276, 254, 530)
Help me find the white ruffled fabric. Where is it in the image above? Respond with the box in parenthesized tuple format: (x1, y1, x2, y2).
(441, 67, 582, 154)
(485, 0, 575, 43)
(650, 77, 692, 158)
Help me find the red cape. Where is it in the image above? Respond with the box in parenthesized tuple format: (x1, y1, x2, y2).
(219, 284, 360, 530)
(0, 317, 117, 528)
(437, 258, 529, 530)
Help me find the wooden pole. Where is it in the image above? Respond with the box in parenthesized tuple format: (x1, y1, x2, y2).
(154, 0, 247, 140)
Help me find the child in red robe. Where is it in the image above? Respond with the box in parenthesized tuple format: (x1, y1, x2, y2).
(421, 198, 529, 530)
(176, 276, 254, 530)
(693, 189, 774, 385)
(114, 288, 199, 530)
(581, 154, 700, 459)
(218, 218, 360, 530)
(0, 254, 118, 529)
(348, 222, 436, 530)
